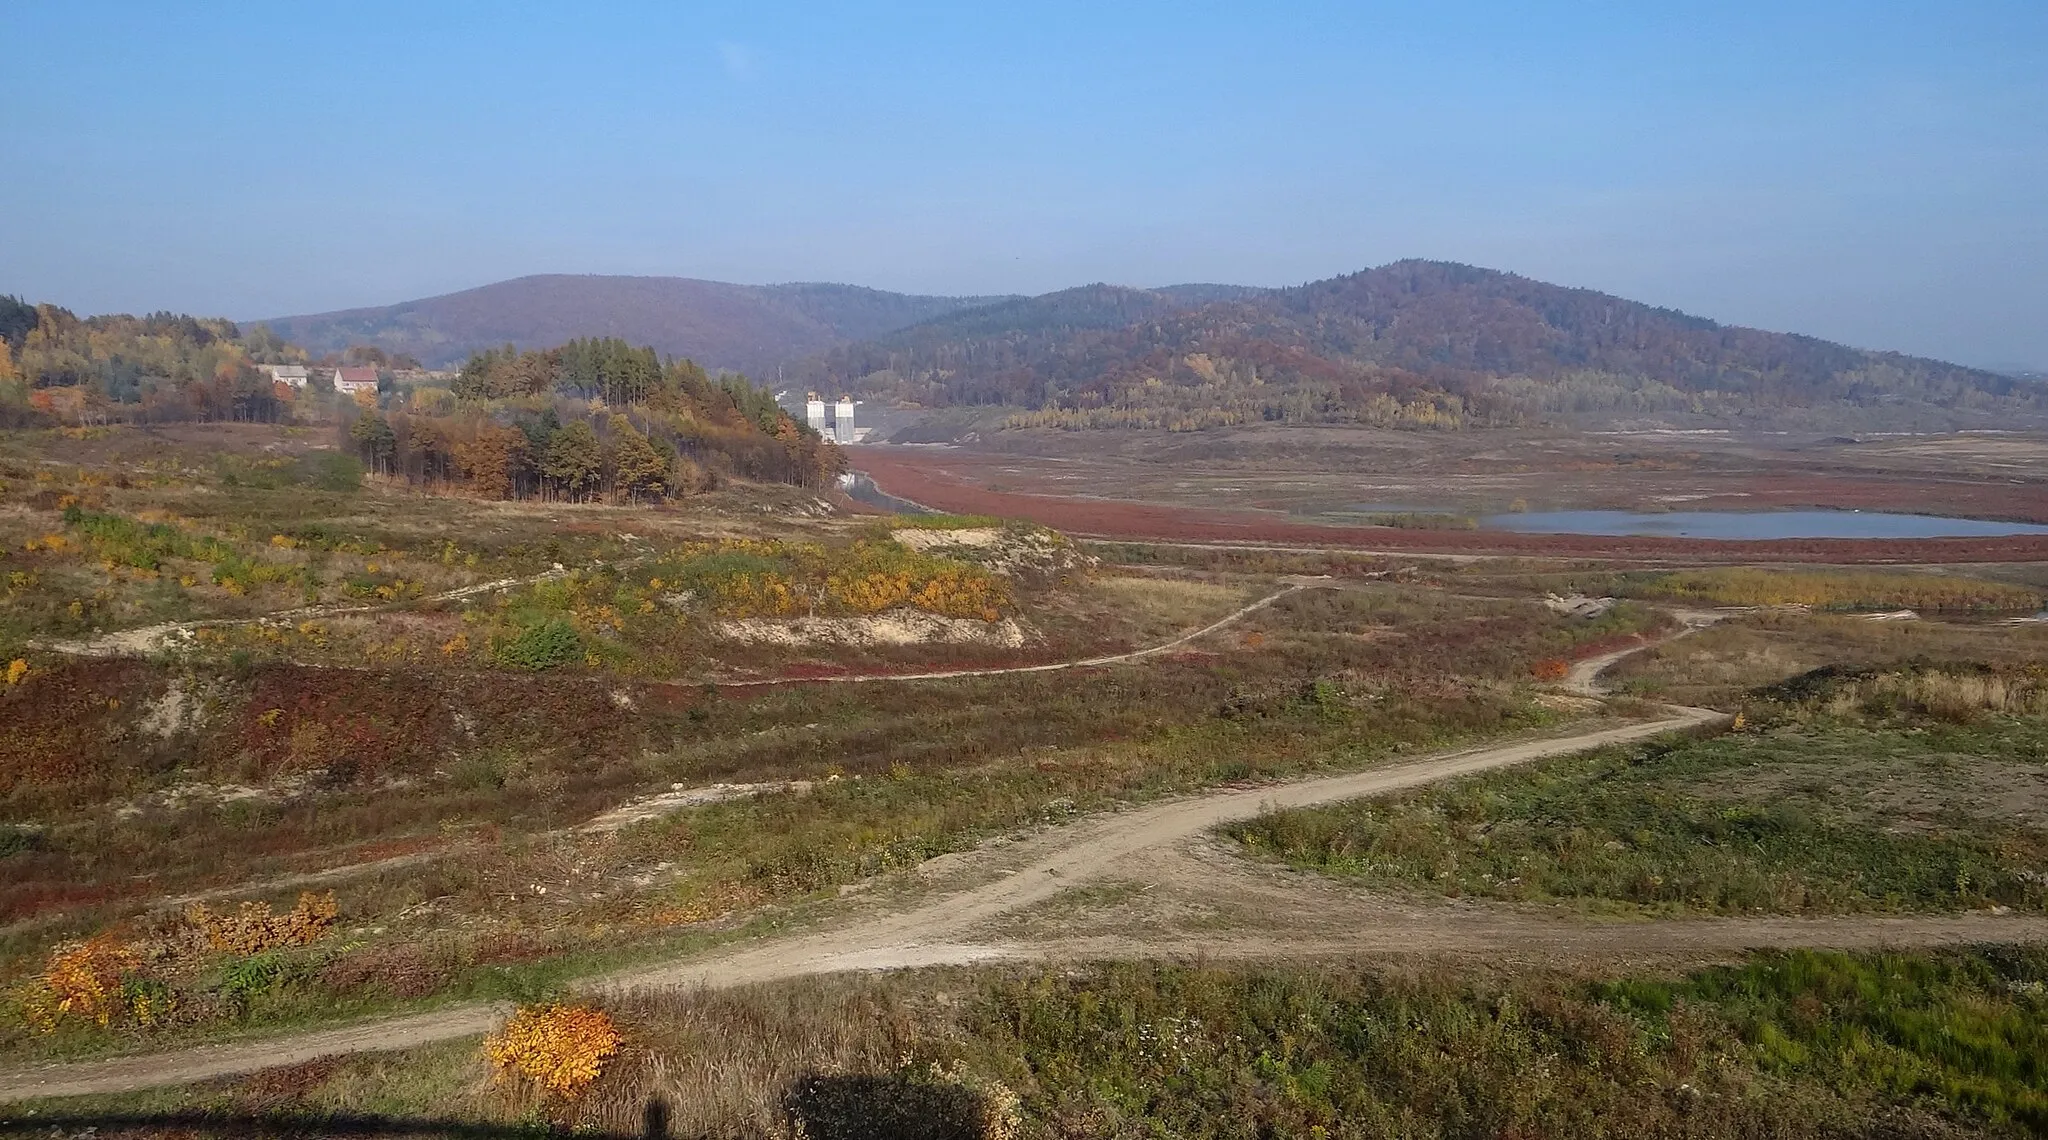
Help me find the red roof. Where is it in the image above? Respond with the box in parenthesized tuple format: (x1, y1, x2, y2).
(334, 366, 379, 385)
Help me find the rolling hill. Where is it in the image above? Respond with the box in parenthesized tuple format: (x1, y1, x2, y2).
(260, 276, 1014, 377)
(259, 263, 2041, 429)
(799, 261, 2044, 429)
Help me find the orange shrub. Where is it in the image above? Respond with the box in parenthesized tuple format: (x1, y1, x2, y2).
(185, 891, 339, 955)
(1531, 658, 1569, 681)
(23, 935, 139, 1031)
(484, 1004, 623, 1098)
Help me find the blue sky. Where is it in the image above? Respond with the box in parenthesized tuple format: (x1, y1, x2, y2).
(6, 0, 2045, 367)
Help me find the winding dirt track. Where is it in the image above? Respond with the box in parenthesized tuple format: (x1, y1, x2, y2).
(0, 708, 1710, 1101)
(8, 693, 2045, 1103)
(7, 606, 2044, 1102)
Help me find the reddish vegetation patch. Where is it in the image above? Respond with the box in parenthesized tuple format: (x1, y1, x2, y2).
(0, 880, 131, 925)
(0, 659, 686, 805)
(856, 449, 2048, 563)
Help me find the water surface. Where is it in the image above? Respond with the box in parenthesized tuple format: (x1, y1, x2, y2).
(1480, 509, 2048, 540)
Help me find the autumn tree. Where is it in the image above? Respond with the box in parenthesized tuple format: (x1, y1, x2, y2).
(453, 423, 529, 499)
(609, 415, 672, 501)
(542, 420, 603, 500)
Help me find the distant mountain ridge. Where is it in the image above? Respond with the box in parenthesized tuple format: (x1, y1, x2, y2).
(260, 263, 2040, 429)
(800, 260, 2042, 429)
(261, 275, 1017, 377)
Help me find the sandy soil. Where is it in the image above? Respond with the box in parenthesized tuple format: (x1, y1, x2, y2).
(717, 581, 1309, 686)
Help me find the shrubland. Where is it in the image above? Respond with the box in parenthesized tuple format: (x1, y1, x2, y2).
(0, 564, 1648, 1059)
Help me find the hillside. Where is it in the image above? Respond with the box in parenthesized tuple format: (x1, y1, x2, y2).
(803, 261, 2044, 429)
(261, 276, 1013, 376)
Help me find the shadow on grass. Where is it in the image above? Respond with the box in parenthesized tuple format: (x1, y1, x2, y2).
(0, 1076, 993, 1139)
(0, 1109, 629, 1139)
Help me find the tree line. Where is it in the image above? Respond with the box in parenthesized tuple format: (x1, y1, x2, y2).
(0, 297, 290, 426)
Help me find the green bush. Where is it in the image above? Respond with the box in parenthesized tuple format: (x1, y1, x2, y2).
(495, 618, 583, 670)
(304, 451, 364, 492)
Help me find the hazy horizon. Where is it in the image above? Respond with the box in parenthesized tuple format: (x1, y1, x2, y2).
(7, 0, 2045, 370)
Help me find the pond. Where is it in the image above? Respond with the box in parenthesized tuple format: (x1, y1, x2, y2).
(842, 472, 931, 515)
(1479, 509, 2048, 540)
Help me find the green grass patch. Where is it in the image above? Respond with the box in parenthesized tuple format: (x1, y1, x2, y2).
(1227, 720, 2048, 915)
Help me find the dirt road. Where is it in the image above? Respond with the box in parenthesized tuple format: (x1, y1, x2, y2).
(3, 615, 2031, 1103)
(0, 703, 1688, 1101)
(11, 695, 2010, 1105)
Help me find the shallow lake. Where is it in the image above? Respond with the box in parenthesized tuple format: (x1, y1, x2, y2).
(1480, 509, 2048, 540)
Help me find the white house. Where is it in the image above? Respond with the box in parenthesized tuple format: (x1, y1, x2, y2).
(259, 364, 309, 388)
(331, 366, 380, 396)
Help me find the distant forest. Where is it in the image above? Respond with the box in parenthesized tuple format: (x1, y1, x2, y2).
(261, 276, 1014, 375)
(0, 296, 301, 426)
(0, 296, 841, 497)
(801, 262, 2046, 430)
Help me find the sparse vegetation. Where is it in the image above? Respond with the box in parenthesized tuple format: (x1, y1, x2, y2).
(7, 411, 2048, 1139)
(1229, 696, 2048, 916)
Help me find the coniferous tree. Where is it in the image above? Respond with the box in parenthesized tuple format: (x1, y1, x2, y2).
(542, 420, 603, 500)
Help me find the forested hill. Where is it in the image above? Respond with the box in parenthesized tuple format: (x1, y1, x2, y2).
(802, 261, 2042, 429)
(263, 276, 1015, 377)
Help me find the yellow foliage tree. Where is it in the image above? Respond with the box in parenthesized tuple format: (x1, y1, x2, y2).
(484, 1004, 623, 1098)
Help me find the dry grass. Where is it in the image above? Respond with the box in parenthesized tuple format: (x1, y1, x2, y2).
(1607, 610, 2048, 708)
(1814, 668, 2048, 720)
(1087, 574, 1253, 632)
